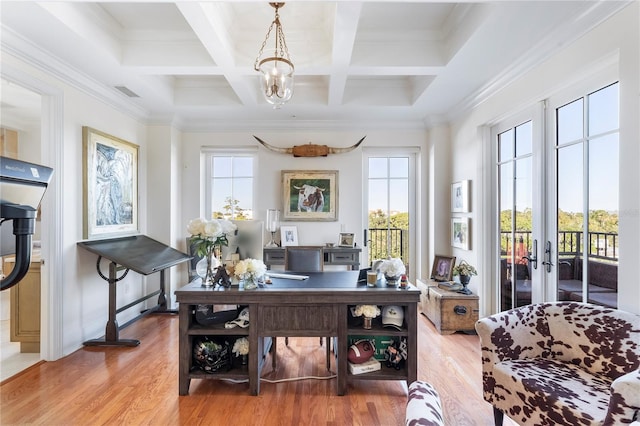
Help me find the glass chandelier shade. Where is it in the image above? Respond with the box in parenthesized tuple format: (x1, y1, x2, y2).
(254, 3, 294, 109)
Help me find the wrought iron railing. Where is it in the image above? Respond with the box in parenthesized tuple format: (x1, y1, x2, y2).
(367, 227, 409, 268)
(500, 231, 618, 262)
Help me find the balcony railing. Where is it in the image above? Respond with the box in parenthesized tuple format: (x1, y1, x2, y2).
(500, 231, 618, 262)
(367, 227, 408, 268)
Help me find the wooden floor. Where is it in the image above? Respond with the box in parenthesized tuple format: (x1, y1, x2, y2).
(1, 311, 517, 425)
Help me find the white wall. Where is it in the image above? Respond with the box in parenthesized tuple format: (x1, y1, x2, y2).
(448, 2, 640, 315)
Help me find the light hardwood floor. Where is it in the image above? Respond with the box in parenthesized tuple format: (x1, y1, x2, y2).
(1, 310, 517, 425)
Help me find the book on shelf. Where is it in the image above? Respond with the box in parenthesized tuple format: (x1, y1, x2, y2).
(348, 357, 381, 375)
(438, 281, 462, 291)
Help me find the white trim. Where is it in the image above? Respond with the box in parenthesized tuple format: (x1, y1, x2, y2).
(1, 64, 65, 360)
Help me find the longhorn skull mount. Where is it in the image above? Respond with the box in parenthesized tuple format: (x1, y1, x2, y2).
(253, 136, 366, 157)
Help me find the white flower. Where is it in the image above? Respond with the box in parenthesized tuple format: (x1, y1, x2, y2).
(379, 258, 406, 277)
(234, 258, 267, 281)
(232, 337, 249, 356)
(354, 304, 380, 318)
(187, 218, 237, 257)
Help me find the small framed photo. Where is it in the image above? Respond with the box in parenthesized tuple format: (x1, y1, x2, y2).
(431, 255, 456, 282)
(339, 232, 355, 247)
(452, 217, 470, 250)
(280, 225, 299, 247)
(452, 180, 470, 213)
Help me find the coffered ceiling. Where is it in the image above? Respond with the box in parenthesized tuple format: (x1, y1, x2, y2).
(0, 1, 628, 130)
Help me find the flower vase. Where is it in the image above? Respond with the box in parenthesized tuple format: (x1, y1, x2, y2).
(241, 354, 248, 365)
(385, 275, 399, 287)
(459, 275, 472, 295)
(363, 316, 373, 330)
(196, 249, 220, 287)
(242, 277, 259, 290)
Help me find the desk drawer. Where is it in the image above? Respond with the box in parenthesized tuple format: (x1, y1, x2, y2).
(327, 252, 357, 264)
(259, 305, 338, 335)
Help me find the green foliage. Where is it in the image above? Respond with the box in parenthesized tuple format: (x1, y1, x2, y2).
(368, 210, 409, 265)
(213, 196, 249, 220)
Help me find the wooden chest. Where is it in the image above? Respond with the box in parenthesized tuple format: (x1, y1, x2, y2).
(419, 281, 479, 335)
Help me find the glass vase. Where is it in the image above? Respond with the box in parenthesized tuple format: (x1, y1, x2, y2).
(196, 249, 220, 287)
(385, 274, 399, 287)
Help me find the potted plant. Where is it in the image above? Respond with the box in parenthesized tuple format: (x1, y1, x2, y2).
(452, 260, 477, 294)
(354, 305, 381, 329)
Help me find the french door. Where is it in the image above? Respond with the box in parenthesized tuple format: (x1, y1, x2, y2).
(493, 75, 619, 313)
(362, 149, 417, 279)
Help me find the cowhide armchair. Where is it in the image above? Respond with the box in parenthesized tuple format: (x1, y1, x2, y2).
(476, 302, 640, 425)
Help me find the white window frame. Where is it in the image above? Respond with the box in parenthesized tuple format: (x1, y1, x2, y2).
(203, 147, 258, 220)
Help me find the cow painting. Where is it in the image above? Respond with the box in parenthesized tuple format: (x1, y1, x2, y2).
(294, 184, 325, 212)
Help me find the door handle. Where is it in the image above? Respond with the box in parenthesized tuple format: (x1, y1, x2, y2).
(522, 239, 538, 270)
(541, 240, 554, 273)
(363, 229, 368, 247)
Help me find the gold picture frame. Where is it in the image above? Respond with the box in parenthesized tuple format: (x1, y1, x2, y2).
(82, 126, 139, 239)
(281, 170, 338, 221)
(431, 255, 456, 281)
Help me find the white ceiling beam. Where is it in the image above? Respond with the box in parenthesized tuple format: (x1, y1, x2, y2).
(328, 2, 363, 106)
(177, 2, 257, 106)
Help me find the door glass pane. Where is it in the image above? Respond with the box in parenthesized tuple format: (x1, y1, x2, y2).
(513, 157, 533, 308)
(367, 157, 409, 272)
(557, 144, 584, 302)
(498, 129, 513, 162)
(499, 162, 514, 311)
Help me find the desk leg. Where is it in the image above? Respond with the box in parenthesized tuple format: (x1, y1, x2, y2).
(337, 304, 348, 395)
(178, 303, 192, 395)
(406, 302, 418, 386)
(249, 304, 260, 396)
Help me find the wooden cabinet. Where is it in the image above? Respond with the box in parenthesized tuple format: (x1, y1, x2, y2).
(4, 257, 41, 352)
(417, 279, 479, 335)
(264, 247, 361, 270)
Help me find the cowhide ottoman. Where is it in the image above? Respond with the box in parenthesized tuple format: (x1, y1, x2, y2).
(405, 381, 444, 426)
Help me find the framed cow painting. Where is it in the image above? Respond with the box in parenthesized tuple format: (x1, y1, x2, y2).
(281, 170, 338, 221)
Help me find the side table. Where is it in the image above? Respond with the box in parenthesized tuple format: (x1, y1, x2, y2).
(417, 279, 479, 334)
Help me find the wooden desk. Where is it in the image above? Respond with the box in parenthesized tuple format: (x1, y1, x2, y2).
(175, 271, 420, 396)
(263, 247, 361, 270)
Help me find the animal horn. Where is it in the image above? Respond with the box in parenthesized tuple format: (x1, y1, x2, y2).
(253, 136, 293, 154)
(327, 136, 366, 154)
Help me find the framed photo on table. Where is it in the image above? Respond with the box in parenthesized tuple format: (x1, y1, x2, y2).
(339, 232, 355, 247)
(82, 126, 139, 239)
(452, 217, 470, 250)
(431, 255, 456, 282)
(280, 225, 299, 247)
(452, 180, 470, 213)
(281, 170, 338, 221)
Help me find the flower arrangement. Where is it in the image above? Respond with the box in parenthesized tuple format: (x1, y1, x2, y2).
(378, 258, 406, 278)
(187, 217, 237, 257)
(232, 337, 249, 357)
(453, 260, 477, 277)
(354, 304, 381, 319)
(233, 258, 267, 282)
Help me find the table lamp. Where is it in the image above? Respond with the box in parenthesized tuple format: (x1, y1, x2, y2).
(265, 209, 280, 247)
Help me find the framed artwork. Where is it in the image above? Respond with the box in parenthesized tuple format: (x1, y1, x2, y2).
(281, 170, 338, 221)
(280, 225, 299, 247)
(431, 255, 456, 282)
(452, 217, 470, 250)
(452, 180, 470, 213)
(339, 232, 355, 247)
(82, 126, 139, 239)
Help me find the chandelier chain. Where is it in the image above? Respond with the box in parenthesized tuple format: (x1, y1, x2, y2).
(254, 21, 275, 71)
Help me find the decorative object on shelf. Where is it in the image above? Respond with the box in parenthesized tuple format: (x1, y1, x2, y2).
(400, 274, 408, 289)
(225, 307, 250, 329)
(453, 260, 477, 295)
(281, 170, 338, 221)
(233, 258, 267, 290)
(347, 339, 376, 364)
(384, 337, 407, 370)
(280, 225, 298, 247)
(379, 258, 406, 286)
(192, 337, 232, 373)
(254, 135, 366, 157)
(354, 304, 381, 329)
(265, 209, 280, 247)
(232, 337, 249, 365)
(187, 217, 237, 287)
(253, 2, 294, 109)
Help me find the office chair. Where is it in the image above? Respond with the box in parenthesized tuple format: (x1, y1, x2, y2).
(275, 246, 331, 370)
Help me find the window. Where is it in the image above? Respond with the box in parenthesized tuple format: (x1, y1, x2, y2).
(205, 151, 256, 220)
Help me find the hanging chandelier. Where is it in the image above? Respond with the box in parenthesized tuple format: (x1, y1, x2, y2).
(253, 2, 294, 109)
